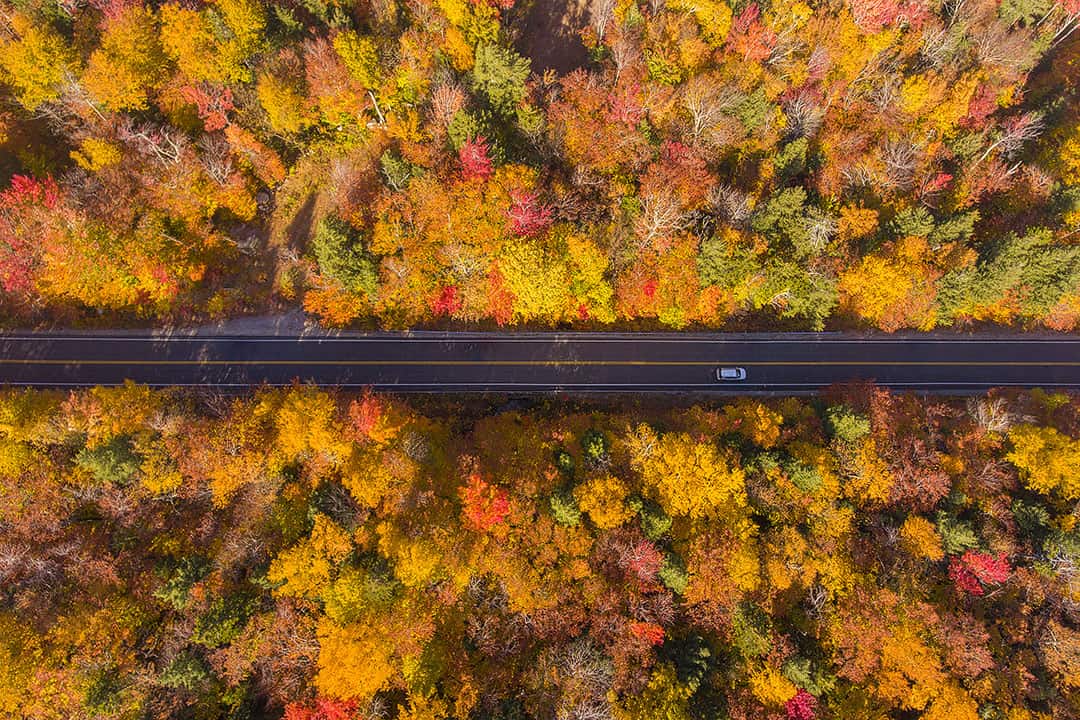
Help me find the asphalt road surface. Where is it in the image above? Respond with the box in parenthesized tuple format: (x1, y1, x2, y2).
(0, 332, 1077, 392)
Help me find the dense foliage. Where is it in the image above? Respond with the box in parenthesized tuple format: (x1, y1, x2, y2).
(1, 0, 1080, 329)
(1, 384, 1079, 718)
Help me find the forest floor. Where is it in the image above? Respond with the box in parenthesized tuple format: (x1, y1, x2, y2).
(515, 0, 591, 75)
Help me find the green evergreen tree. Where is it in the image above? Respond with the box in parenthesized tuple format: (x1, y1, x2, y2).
(311, 217, 379, 297)
(470, 44, 531, 117)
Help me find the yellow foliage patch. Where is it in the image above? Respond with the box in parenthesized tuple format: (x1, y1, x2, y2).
(631, 427, 747, 521)
(316, 618, 397, 702)
(268, 515, 354, 599)
(574, 473, 633, 529)
(900, 515, 944, 561)
(843, 438, 894, 506)
(749, 665, 796, 707)
(1007, 425, 1080, 500)
(722, 399, 783, 448)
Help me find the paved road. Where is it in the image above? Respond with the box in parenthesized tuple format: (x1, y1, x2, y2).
(0, 333, 1077, 392)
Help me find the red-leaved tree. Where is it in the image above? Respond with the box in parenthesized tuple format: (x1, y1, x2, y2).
(347, 390, 383, 441)
(963, 84, 997, 129)
(629, 621, 665, 646)
(0, 175, 60, 295)
(459, 136, 494, 182)
(284, 698, 361, 720)
(728, 4, 776, 62)
(950, 551, 1011, 596)
(850, 0, 930, 32)
(607, 81, 644, 126)
(507, 189, 553, 237)
(461, 474, 510, 531)
(181, 84, 235, 132)
(621, 538, 663, 582)
(785, 689, 818, 720)
(431, 285, 464, 316)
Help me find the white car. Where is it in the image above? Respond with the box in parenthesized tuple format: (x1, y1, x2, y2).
(716, 367, 747, 381)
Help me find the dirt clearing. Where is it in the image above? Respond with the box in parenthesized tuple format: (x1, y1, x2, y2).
(515, 0, 591, 75)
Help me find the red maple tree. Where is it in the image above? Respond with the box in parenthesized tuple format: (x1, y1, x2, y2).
(728, 4, 776, 62)
(607, 82, 644, 126)
(0, 175, 60, 295)
(629, 621, 665, 646)
(622, 538, 663, 582)
(431, 285, 464, 316)
(785, 689, 818, 720)
(180, 84, 235, 132)
(950, 551, 1011, 596)
(460, 474, 510, 531)
(347, 390, 383, 441)
(459, 136, 494, 182)
(850, 0, 930, 32)
(507, 189, 553, 237)
(284, 698, 361, 720)
(963, 84, 997, 129)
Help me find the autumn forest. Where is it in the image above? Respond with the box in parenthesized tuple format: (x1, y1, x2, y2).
(3, 1, 1080, 719)
(0, 385, 1076, 718)
(0, 0, 1079, 329)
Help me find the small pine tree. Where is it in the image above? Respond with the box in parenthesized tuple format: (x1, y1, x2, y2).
(311, 217, 379, 298)
(549, 488, 581, 526)
(581, 429, 609, 466)
(470, 43, 530, 116)
(659, 553, 688, 595)
(936, 513, 979, 555)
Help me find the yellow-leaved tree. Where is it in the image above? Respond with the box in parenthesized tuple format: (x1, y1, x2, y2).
(573, 473, 633, 529)
(749, 665, 797, 708)
(923, 683, 980, 720)
(876, 625, 946, 711)
(566, 232, 616, 322)
(0, 388, 61, 444)
(0, 390, 59, 481)
(134, 436, 183, 495)
(340, 445, 418, 509)
(0, 613, 45, 716)
(333, 30, 381, 90)
(269, 387, 350, 468)
(722, 399, 783, 448)
(376, 520, 447, 589)
(82, 5, 166, 111)
(1053, 120, 1080, 187)
(668, 0, 733, 47)
(497, 239, 573, 324)
(1006, 424, 1080, 500)
(63, 381, 162, 447)
(629, 426, 747, 521)
(257, 71, 312, 134)
(841, 438, 894, 507)
(160, 0, 266, 84)
(315, 618, 397, 702)
(613, 663, 692, 720)
(267, 514, 354, 600)
(0, 14, 76, 111)
(899, 515, 944, 561)
(838, 237, 940, 332)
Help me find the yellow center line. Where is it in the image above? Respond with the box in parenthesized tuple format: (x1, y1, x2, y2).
(0, 360, 1078, 367)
